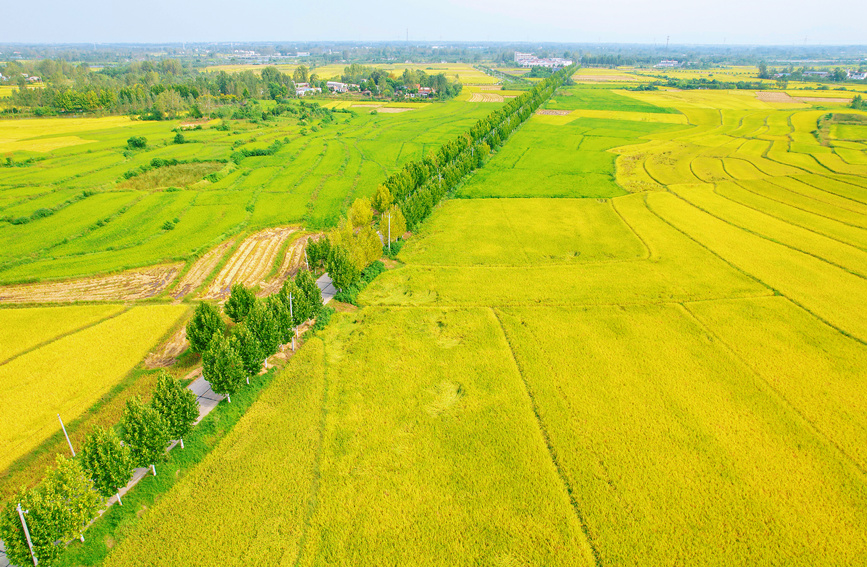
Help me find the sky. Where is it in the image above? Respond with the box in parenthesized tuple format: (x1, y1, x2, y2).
(4, 0, 866, 45)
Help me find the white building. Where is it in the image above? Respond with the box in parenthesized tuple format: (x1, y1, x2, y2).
(513, 52, 572, 68)
(847, 70, 867, 80)
(327, 81, 349, 93)
(655, 60, 681, 68)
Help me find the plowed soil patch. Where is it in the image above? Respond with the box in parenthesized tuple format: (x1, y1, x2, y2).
(171, 238, 236, 300)
(199, 227, 297, 300)
(145, 326, 189, 368)
(536, 109, 572, 116)
(0, 264, 182, 304)
(469, 92, 505, 103)
(259, 234, 319, 296)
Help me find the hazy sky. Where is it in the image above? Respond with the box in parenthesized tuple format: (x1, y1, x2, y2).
(4, 0, 866, 45)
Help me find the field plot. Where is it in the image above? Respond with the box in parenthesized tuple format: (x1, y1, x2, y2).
(0, 304, 124, 362)
(0, 304, 188, 472)
(0, 263, 182, 303)
(199, 227, 296, 299)
(104, 309, 597, 567)
(498, 303, 867, 566)
(401, 198, 645, 266)
(0, 100, 497, 282)
(456, 116, 683, 199)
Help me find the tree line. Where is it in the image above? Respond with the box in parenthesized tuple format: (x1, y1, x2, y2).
(304, 65, 575, 293)
(0, 270, 323, 566)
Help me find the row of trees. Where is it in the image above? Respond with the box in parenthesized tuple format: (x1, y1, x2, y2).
(187, 270, 323, 402)
(306, 66, 573, 293)
(0, 373, 197, 566)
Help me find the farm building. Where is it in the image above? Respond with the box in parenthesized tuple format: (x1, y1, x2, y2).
(655, 60, 681, 68)
(296, 86, 321, 97)
(847, 70, 867, 80)
(326, 81, 358, 93)
(514, 52, 573, 68)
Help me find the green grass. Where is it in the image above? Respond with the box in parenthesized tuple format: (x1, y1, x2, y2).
(545, 86, 678, 114)
(456, 117, 678, 199)
(0, 101, 497, 282)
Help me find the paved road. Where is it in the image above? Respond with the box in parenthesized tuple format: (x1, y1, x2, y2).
(0, 374, 224, 567)
(316, 273, 336, 304)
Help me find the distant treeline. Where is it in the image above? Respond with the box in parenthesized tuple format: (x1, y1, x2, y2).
(0, 59, 461, 118)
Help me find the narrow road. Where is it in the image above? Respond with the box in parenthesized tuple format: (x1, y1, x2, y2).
(316, 273, 336, 304)
(0, 375, 224, 567)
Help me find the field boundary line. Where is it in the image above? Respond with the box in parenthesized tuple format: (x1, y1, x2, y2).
(0, 305, 132, 367)
(289, 339, 331, 567)
(671, 186, 867, 280)
(764, 175, 867, 213)
(610, 197, 654, 261)
(678, 302, 867, 480)
(730, 179, 867, 231)
(645, 193, 867, 348)
(490, 307, 602, 567)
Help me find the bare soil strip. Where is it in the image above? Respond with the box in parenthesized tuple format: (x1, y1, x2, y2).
(199, 227, 297, 300)
(536, 109, 572, 116)
(0, 264, 182, 304)
(144, 326, 189, 368)
(575, 75, 637, 82)
(374, 107, 416, 113)
(171, 238, 237, 300)
(469, 92, 505, 103)
(757, 91, 851, 104)
(258, 234, 319, 296)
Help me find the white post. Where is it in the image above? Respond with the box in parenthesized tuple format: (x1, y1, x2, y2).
(246, 376, 249, 385)
(304, 249, 309, 270)
(388, 213, 392, 253)
(58, 414, 75, 457)
(17, 503, 38, 566)
(289, 293, 294, 319)
(79, 534, 84, 543)
(150, 464, 156, 477)
(116, 493, 123, 506)
(226, 394, 231, 404)
(179, 438, 184, 450)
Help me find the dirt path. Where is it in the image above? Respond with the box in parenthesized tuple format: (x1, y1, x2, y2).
(0, 264, 182, 304)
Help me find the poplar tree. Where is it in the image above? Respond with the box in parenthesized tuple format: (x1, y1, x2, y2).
(203, 333, 246, 403)
(296, 269, 323, 312)
(224, 283, 257, 323)
(232, 324, 265, 379)
(80, 425, 134, 505)
(150, 372, 199, 448)
(121, 397, 170, 476)
(186, 301, 226, 354)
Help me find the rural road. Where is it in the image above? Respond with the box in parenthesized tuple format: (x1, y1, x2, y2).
(316, 273, 336, 304)
(0, 375, 224, 567)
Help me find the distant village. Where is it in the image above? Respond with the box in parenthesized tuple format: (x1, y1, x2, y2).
(514, 52, 573, 68)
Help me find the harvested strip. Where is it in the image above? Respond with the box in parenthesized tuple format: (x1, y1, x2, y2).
(144, 326, 190, 369)
(757, 91, 851, 104)
(469, 92, 505, 103)
(375, 107, 417, 113)
(258, 234, 319, 296)
(536, 109, 572, 116)
(171, 238, 237, 300)
(0, 264, 182, 304)
(199, 227, 297, 299)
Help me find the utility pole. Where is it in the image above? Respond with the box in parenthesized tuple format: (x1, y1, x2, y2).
(17, 503, 38, 566)
(58, 414, 75, 457)
(388, 213, 392, 254)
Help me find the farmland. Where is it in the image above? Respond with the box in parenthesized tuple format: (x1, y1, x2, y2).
(95, 77, 867, 566)
(1, 48, 866, 567)
(0, 100, 497, 285)
(0, 304, 188, 472)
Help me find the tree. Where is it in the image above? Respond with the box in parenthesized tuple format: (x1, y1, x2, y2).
(349, 196, 373, 228)
(381, 205, 407, 244)
(127, 136, 147, 149)
(224, 283, 257, 323)
(293, 65, 309, 83)
(296, 269, 323, 315)
(121, 397, 170, 476)
(266, 294, 294, 344)
(0, 457, 98, 566)
(372, 184, 393, 212)
(43, 455, 101, 542)
(186, 301, 226, 354)
(150, 372, 198, 448)
(202, 333, 246, 403)
(173, 132, 185, 144)
(327, 245, 360, 290)
(246, 299, 281, 356)
(851, 94, 865, 110)
(80, 426, 134, 505)
(357, 226, 383, 265)
(232, 324, 265, 379)
(758, 63, 770, 79)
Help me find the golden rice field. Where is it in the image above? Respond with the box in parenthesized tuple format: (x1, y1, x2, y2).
(0, 304, 188, 472)
(99, 83, 867, 565)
